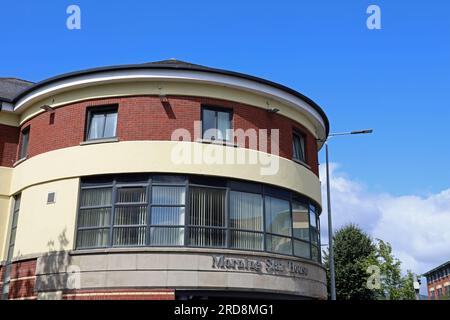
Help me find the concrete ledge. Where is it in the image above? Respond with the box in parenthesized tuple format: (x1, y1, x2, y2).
(33, 249, 327, 299)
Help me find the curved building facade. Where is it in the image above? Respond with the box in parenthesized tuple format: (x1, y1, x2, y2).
(0, 60, 329, 300)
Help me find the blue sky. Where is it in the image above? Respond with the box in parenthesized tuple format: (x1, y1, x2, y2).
(1, 1, 449, 285)
(1, 0, 449, 196)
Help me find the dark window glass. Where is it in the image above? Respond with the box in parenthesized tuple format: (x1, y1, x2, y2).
(113, 187, 147, 246)
(202, 107, 232, 141)
(230, 191, 263, 231)
(293, 131, 306, 162)
(266, 235, 292, 255)
(150, 186, 186, 245)
(230, 231, 263, 251)
(150, 227, 184, 246)
(294, 240, 311, 259)
(19, 127, 30, 159)
(77, 188, 113, 248)
(265, 196, 291, 236)
(86, 107, 118, 140)
(188, 187, 226, 247)
(74, 175, 322, 262)
(292, 200, 309, 241)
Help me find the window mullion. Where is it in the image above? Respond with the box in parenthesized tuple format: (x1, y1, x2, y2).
(146, 178, 152, 246)
(226, 187, 230, 249)
(184, 180, 190, 246)
(110, 179, 117, 247)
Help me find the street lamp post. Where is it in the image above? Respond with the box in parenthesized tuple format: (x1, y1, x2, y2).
(324, 129, 373, 301)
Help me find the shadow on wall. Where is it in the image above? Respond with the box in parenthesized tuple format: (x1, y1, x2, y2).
(35, 228, 75, 297)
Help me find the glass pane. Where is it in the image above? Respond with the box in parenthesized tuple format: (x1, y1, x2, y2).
(202, 109, 216, 139)
(309, 210, 317, 228)
(189, 187, 226, 227)
(230, 231, 263, 251)
(292, 200, 309, 241)
(78, 207, 111, 228)
(266, 235, 292, 255)
(311, 228, 319, 245)
(150, 227, 184, 246)
(311, 245, 320, 262)
(151, 207, 185, 225)
(80, 188, 112, 207)
(76, 228, 109, 248)
(230, 191, 263, 231)
(294, 240, 311, 259)
(114, 205, 147, 225)
(103, 112, 117, 138)
(152, 186, 185, 205)
(293, 133, 305, 161)
(20, 130, 29, 159)
(265, 197, 291, 236)
(88, 113, 106, 140)
(188, 227, 226, 247)
(217, 111, 231, 141)
(113, 227, 146, 246)
(117, 187, 147, 203)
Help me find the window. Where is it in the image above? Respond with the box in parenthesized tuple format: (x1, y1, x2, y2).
(201, 106, 232, 141)
(150, 185, 186, 246)
(292, 131, 306, 162)
(230, 191, 264, 250)
(265, 196, 292, 254)
(292, 200, 311, 258)
(309, 205, 321, 262)
(2, 194, 21, 299)
(77, 187, 113, 248)
(113, 187, 147, 246)
(86, 106, 118, 140)
(188, 187, 227, 247)
(75, 174, 322, 262)
(19, 127, 30, 160)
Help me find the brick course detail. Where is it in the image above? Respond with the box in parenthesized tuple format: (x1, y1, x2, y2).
(7, 259, 37, 300)
(63, 289, 175, 300)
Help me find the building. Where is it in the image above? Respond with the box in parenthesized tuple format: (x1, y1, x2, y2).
(0, 60, 329, 300)
(424, 261, 450, 300)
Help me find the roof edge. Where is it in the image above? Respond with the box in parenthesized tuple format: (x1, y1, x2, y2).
(12, 62, 329, 136)
(423, 261, 450, 276)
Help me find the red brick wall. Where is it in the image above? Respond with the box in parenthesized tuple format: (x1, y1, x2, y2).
(18, 95, 319, 175)
(0, 123, 19, 167)
(427, 275, 450, 300)
(63, 289, 175, 300)
(8, 259, 37, 299)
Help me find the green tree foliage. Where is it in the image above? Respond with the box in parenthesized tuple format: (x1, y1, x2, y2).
(324, 224, 417, 300)
(323, 224, 377, 300)
(365, 239, 416, 300)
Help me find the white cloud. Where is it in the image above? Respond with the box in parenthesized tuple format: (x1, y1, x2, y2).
(319, 163, 450, 294)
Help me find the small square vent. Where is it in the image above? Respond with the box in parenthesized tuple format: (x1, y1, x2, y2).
(47, 192, 56, 204)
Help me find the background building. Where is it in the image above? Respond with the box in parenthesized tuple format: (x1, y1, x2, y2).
(424, 261, 450, 300)
(0, 60, 329, 300)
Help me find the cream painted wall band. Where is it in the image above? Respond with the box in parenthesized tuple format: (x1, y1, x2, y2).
(10, 141, 322, 206)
